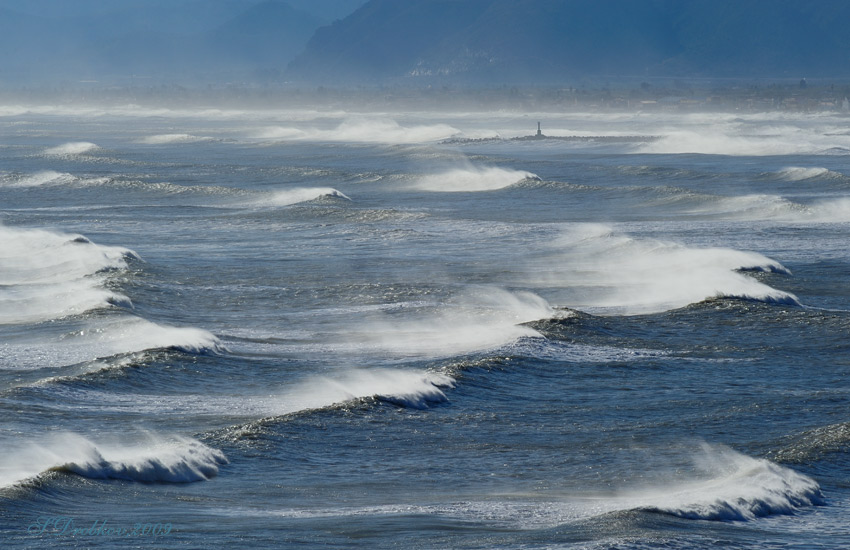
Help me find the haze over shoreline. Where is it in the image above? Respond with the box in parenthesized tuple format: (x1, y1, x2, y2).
(3, 80, 850, 116)
(2, 0, 850, 89)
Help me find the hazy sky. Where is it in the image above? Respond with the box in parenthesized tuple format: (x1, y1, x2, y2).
(0, 0, 367, 23)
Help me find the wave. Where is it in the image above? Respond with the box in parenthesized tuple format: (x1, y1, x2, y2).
(36, 368, 454, 422)
(412, 166, 538, 192)
(794, 197, 850, 223)
(520, 224, 797, 315)
(1, 170, 116, 189)
(138, 133, 215, 145)
(638, 444, 823, 521)
(44, 142, 99, 156)
(330, 287, 557, 359)
(509, 338, 668, 364)
(774, 166, 836, 182)
(263, 187, 351, 207)
(223, 288, 556, 361)
(0, 225, 137, 285)
(0, 225, 138, 323)
(673, 193, 850, 223)
(285, 369, 454, 411)
(0, 278, 131, 325)
(1, 433, 227, 487)
(2, 170, 76, 188)
(247, 445, 819, 527)
(772, 422, 850, 464)
(255, 118, 461, 144)
(2, 316, 223, 373)
(634, 120, 850, 156)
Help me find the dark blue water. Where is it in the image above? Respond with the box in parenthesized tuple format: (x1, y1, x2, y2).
(2, 106, 850, 548)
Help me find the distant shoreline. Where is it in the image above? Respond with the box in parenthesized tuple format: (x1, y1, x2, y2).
(2, 81, 849, 114)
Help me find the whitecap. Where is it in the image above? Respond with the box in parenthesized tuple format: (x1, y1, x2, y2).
(521, 224, 797, 315)
(412, 166, 538, 192)
(1, 433, 227, 487)
(44, 142, 99, 156)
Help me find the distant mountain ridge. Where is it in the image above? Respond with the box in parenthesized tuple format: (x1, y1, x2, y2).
(3, 0, 848, 88)
(287, 0, 850, 84)
(0, 0, 365, 85)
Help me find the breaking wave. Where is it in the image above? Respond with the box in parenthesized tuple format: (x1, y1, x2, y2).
(138, 133, 215, 145)
(334, 287, 556, 359)
(255, 118, 461, 144)
(520, 224, 797, 315)
(272, 368, 455, 413)
(0, 224, 221, 368)
(263, 187, 351, 207)
(250, 445, 820, 527)
(774, 166, 836, 181)
(44, 142, 99, 156)
(674, 193, 850, 223)
(639, 444, 824, 521)
(2, 170, 76, 188)
(0, 225, 137, 323)
(412, 166, 538, 192)
(1, 433, 227, 487)
(2, 316, 223, 371)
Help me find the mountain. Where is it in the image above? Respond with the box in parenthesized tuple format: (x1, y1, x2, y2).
(287, 0, 850, 84)
(0, 0, 366, 86)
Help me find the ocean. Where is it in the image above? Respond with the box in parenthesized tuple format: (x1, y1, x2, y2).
(1, 103, 849, 549)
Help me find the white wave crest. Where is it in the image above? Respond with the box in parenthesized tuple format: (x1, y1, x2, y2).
(139, 133, 213, 145)
(775, 166, 832, 181)
(248, 445, 820, 527)
(638, 444, 823, 521)
(278, 369, 455, 412)
(0, 225, 136, 284)
(44, 142, 99, 156)
(255, 118, 460, 144)
(682, 194, 850, 223)
(45, 368, 454, 418)
(2, 316, 222, 371)
(335, 287, 555, 359)
(264, 187, 351, 207)
(4, 170, 76, 188)
(804, 197, 850, 222)
(0, 278, 131, 325)
(522, 224, 797, 315)
(0, 225, 137, 322)
(413, 166, 537, 192)
(0, 433, 227, 487)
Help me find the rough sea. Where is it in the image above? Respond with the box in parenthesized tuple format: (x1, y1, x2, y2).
(1, 104, 849, 549)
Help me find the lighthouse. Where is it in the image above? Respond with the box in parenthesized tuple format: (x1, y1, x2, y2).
(536, 121, 542, 137)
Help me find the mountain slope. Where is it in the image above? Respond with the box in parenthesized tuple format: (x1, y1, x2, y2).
(0, 0, 353, 85)
(287, 0, 850, 84)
